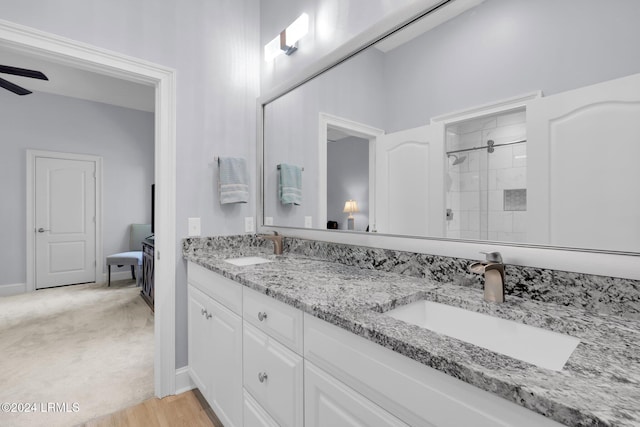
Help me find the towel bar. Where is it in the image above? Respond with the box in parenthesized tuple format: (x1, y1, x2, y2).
(277, 164, 304, 171)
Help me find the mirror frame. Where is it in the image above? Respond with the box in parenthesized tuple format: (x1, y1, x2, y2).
(257, 0, 640, 280)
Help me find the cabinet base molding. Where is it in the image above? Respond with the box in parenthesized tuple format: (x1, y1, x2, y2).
(175, 366, 195, 395)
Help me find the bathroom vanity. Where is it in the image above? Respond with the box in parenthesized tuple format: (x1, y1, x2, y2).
(183, 237, 640, 427)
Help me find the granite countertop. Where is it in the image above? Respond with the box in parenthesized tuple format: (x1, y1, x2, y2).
(184, 246, 640, 427)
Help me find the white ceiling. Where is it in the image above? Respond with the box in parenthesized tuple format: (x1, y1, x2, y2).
(0, 47, 155, 112)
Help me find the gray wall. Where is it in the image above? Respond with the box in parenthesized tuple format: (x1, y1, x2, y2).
(383, 0, 640, 132)
(1, 0, 260, 369)
(327, 137, 369, 231)
(0, 91, 154, 285)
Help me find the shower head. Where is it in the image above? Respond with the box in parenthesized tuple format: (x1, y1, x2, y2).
(448, 154, 466, 165)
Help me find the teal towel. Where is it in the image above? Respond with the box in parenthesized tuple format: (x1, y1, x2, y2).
(279, 164, 302, 205)
(218, 157, 249, 204)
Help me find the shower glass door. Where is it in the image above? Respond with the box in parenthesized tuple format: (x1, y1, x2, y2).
(444, 109, 527, 243)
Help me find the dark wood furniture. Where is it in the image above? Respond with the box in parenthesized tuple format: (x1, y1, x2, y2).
(141, 238, 154, 311)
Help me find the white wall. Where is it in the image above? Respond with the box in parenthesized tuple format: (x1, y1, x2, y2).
(0, 90, 154, 285)
(1, 0, 260, 369)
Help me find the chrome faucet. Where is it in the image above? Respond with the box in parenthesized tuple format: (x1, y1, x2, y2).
(469, 251, 505, 303)
(258, 231, 283, 255)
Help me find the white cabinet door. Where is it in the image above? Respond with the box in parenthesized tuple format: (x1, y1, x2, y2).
(305, 361, 410, 427)
(243, 389, 279, 427)
(209, 297, 243, 427)
(188, 279, 243, 427)
(243, 322, 303, 427)
(187, 285, 214, 398)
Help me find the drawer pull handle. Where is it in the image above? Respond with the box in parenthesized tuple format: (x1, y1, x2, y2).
(205, 312, 212, 319)
(201, 308, 206, 316)
(258, 311, 268, 321)
(201, 308, 212, 319)
(258, 372, 268, 383)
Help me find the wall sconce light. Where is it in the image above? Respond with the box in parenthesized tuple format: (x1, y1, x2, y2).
(264, 13, 309, 62)
(343, 199, 359, 230)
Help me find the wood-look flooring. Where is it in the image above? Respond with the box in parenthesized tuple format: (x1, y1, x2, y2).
(83, 390, 222, 427)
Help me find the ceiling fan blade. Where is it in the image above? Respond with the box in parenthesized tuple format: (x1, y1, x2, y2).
(0, 64, 48, 80)
(0, 76, 32, 95)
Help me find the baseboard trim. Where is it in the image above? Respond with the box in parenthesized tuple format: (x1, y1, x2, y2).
(0, 283, 26, 297)
(175, 366, 195, 394)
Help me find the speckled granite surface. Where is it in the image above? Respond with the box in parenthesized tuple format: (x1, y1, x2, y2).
(183, 236, 640, 426)
(183, 236, 640, 319)
(282, 238, 640, 320)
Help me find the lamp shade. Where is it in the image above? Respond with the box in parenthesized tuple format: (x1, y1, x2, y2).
(343, 200, 359, 214)
(264, 35, 282, 62)
(286, 13, 309, 47)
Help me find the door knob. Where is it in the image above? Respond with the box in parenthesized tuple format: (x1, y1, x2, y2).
(37, 228, 50, 233)
(258, 311, 268, 321)
(258, 372, 268, 383)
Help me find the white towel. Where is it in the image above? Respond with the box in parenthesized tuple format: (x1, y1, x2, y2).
(218, 157, 249, 204)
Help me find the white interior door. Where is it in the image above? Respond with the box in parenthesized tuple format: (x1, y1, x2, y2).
(527, 73, 640, 251)
(35, 156, 96, 289)
(375, 124, 444, 236)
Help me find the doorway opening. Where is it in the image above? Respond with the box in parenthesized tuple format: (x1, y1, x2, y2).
(318, 112, 383, 232)
(1, 20, 176, 398)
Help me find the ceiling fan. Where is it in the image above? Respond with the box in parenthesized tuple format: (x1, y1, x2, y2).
(0, 64, 49, 95)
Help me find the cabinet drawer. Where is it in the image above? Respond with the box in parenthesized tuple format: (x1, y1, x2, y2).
(188, 261, 242, 314)
(243, 322, 303, 427)
(243, 287, 303, 354)
(243, 389, 279, 427)
(304, 314, 564, 427)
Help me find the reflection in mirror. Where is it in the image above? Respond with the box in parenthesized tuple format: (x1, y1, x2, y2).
(262, 0, 640, 253)
(444, 108, 527, 243)
(327, 128, 370, 231)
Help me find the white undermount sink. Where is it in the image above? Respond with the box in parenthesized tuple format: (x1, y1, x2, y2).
(385, 300, 580, 371)
(224, 256, 272, 267)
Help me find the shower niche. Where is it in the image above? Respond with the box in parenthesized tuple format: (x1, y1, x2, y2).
(444, 109, 527, 242)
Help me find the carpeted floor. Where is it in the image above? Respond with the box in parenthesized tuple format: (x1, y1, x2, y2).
(0, 280, 154, 427)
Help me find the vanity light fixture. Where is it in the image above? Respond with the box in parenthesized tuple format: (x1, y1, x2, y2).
(264, 13, 309, 62)
(343, 199, 359, 230)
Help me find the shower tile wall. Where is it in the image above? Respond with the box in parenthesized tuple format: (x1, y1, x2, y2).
(446, 110, 527, 242)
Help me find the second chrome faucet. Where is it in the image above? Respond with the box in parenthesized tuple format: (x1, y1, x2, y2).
(469, 251, 505, 303)
(258, 231, 283, 255)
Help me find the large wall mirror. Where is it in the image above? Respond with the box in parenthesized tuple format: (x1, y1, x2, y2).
(262, 0, 640, 255)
